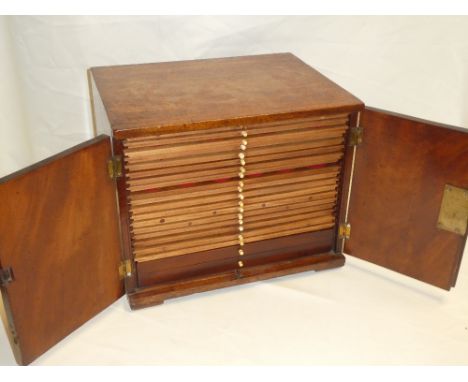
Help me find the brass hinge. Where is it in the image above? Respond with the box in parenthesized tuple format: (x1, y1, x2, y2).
(348, 126, 363, 147)
(107, 156, 123, 179)
(0, 267, 13, 287)
(338, 223, 351, 240)
(118, 260, 132, 279)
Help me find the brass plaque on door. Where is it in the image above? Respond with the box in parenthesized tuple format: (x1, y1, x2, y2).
(437, 184, 468, 236)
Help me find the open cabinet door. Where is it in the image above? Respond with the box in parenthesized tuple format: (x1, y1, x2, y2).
(345, 108, 468, 290)
(0, 135, 124, 365)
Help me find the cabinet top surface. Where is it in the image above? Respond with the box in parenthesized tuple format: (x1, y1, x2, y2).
(90, 53, 363, 138)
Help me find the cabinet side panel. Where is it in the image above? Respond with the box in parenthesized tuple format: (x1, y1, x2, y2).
(88, 70, 112, 137)
(334, 111, 359, 253)
(113, 138, 138, 292)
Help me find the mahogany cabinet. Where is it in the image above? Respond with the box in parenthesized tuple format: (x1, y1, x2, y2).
(0, 53, 467, 365)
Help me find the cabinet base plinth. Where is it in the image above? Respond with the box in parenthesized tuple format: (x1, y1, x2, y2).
(128, 252, 345, 310)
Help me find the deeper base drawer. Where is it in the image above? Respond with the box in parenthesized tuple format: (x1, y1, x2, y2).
(136, 228, 335, 287)
(129, 249, 344, 310)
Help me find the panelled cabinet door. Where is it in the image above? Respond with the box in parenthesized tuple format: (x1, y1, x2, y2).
(345, 107, 468, 290)
(0, 135, 123, 365)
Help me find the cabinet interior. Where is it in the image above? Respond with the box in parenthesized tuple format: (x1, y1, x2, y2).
(123, 114, 350, 285)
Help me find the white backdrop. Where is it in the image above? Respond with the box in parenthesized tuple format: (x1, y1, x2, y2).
(1, 16, 468, 176)
(0, 16, 468, 365)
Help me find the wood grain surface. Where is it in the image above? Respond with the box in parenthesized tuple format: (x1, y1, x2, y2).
(0, 136, 123, 365)
(90, 53, 363, 138)
(345, 108, 468, 290)
(124, 116, 346, 262)
(129, 251, 345, 309)
(136, 229, 335, 287)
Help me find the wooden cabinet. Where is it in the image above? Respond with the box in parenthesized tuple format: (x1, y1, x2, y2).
(1, 53, 467, 365)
